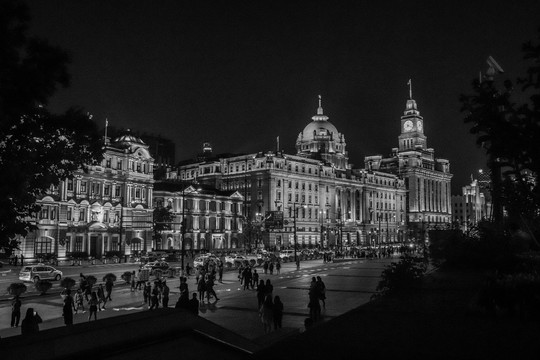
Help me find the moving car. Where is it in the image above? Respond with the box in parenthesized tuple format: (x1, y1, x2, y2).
(19, 264, 63, 283)
(142, 261, 170, 272)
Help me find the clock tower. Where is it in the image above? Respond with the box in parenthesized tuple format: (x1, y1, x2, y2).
(398, 98, 426, 151)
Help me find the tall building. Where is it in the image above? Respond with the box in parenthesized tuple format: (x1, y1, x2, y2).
(152, 182, 244, 251)
(452, 169, 493, 231)
(364, 92, 452, 241)
(17, 130, 155, 262)
(170, 97, 408, 251)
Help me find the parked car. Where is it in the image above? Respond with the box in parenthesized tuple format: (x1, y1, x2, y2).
(142, 261, 170, 272)
(19, 264, 63, 283)
(193, 255, 217, 268)
(279, 250, 295, 259)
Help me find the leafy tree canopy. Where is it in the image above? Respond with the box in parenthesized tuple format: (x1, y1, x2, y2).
(460, 26, 540, 229)
(0, 0, 105, 252)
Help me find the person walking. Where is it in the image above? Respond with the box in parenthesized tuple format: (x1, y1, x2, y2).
(197, 276, 206, 302)
(251, 269, 259, 289)
(205, 275, 219, 302)
(256, 280, 266, 309)
(162, 281, 170, 308)
(21, 308, 42, 335)
(263, 261, 269, 275)
(188, 293, 199, 315)
(269, 261, 274, 275)
(130, 271, 137, 292)
(97, 284, 107, 310)
(264, 279, 274, 299)
(105, 277, 114, 301)
(143, 282, 151, 307)
(62, 289, 76, 326)
(11, 296, 21, 328)
(149, 283, 160, 310)
(275, 261, 281, 274)
(75, 289, 85, 313)
(316, 276, 327, 309)
(259, 295, 274, 334)
(273, 295, 284, 330)
(88, 292, 98, 321)
(243, 266, 252, 290)
(217, 260, 224, 283)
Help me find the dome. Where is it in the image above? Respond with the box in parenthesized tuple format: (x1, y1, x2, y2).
(297, 96, 340, 142)
(299, 119, 339, 141)
(113, 129, 146, 145)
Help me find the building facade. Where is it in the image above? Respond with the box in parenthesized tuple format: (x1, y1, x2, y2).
(18, 130, 155, 262)
(364, 96, 453, 241)
(171, 97, 408, 250)
(152, 182, 244, 252)
(452, 171, 492, 232)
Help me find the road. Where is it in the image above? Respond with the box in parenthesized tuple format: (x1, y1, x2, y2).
(0, 257, 396, 341)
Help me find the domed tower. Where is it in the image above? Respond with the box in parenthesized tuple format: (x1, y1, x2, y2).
(296, 95, 349, 170)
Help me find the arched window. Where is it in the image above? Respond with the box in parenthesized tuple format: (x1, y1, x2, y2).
(35, 236, 53, 256)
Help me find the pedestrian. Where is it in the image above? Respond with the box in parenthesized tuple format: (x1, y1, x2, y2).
(143, 282, 151, 307)
(252, 269, 259, 288)
(75, 288, 85, 313)
(217, 260, 224, 283)
(20, 254, 24, 266)
(275, 261, 281, 274)
(88, 292, 98, 321)
(263, 261, 269, 274)
(205, 275, 219, 302)
(179, 276, 188, 296)
(243, 266, 252, 290)
(308, 282, 321, 322)
(149, 283, 160, 310)
(62, 289, 76, 326)
(185, 263, 191, 278)
(162, 281, 170, 308)
(136, 269, 143, 290)
(273, 295, 284, 330)
(175, 291, 189, 309)
(21, 308, 42, 335)
(259, 295, 274, 334)
(256, 280, 266, 309)
(188, 293, 199, 315)
(197, 276, 206, 302)
(11, 296, 21, 328)
(269, 261, 274, 275)
(238, 263, 244, 284)
(195, 266, 200, 284)
(14, 254, 18, 266)
(264, 279, 273, 299)
(105, 277, 114, 301)
(316, 276, 326, 308)
(130, 271, 136, 292)
(97, 284, 107, 310)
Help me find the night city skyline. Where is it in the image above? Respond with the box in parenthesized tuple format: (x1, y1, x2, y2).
(25, 0, 540, 193)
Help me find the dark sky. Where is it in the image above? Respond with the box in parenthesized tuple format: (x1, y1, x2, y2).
(26, 0, 540, 193)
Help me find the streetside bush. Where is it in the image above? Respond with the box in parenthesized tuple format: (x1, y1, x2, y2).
(7, 282, 27, 297)
(35, 280, 52, 295)
(372, 254, 427, 299)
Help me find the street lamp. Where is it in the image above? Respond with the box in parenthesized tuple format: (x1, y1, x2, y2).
(291, 202, 306, 269)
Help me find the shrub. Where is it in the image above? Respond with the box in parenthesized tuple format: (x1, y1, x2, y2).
(7, 283, 27, 297)
(85, 275, 97, 287)
(60, 277, 76, 290)
(35, 280, 53, 295)
(105, 250, 122, 258)
(372, 254, 428, 299)
(103, 273, 117, 282)
(121, 271, 132, 284)
(68, 251, 89, 260)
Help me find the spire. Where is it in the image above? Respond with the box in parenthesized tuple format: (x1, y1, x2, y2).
(312, 94, 329, 121)
(407, 79, 412, 99)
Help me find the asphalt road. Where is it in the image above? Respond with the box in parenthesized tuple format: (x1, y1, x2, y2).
(0, 257, 396, 341)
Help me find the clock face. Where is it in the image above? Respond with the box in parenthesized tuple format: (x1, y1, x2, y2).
(417, 121, 423, 132)
(404, 120, 413, 131)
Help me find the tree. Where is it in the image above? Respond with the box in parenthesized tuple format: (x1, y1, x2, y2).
(152, 205, 175, 243)
(460, 27, 540, 232)
(0, 0, 105, 252)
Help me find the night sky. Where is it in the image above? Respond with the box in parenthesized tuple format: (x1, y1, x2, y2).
(26, 0, 540, 193)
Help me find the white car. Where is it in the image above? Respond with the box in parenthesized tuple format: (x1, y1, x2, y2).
(193, 255, 217, 268)
(279, 250, 295, 259)
(19, 264, 63, 283)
